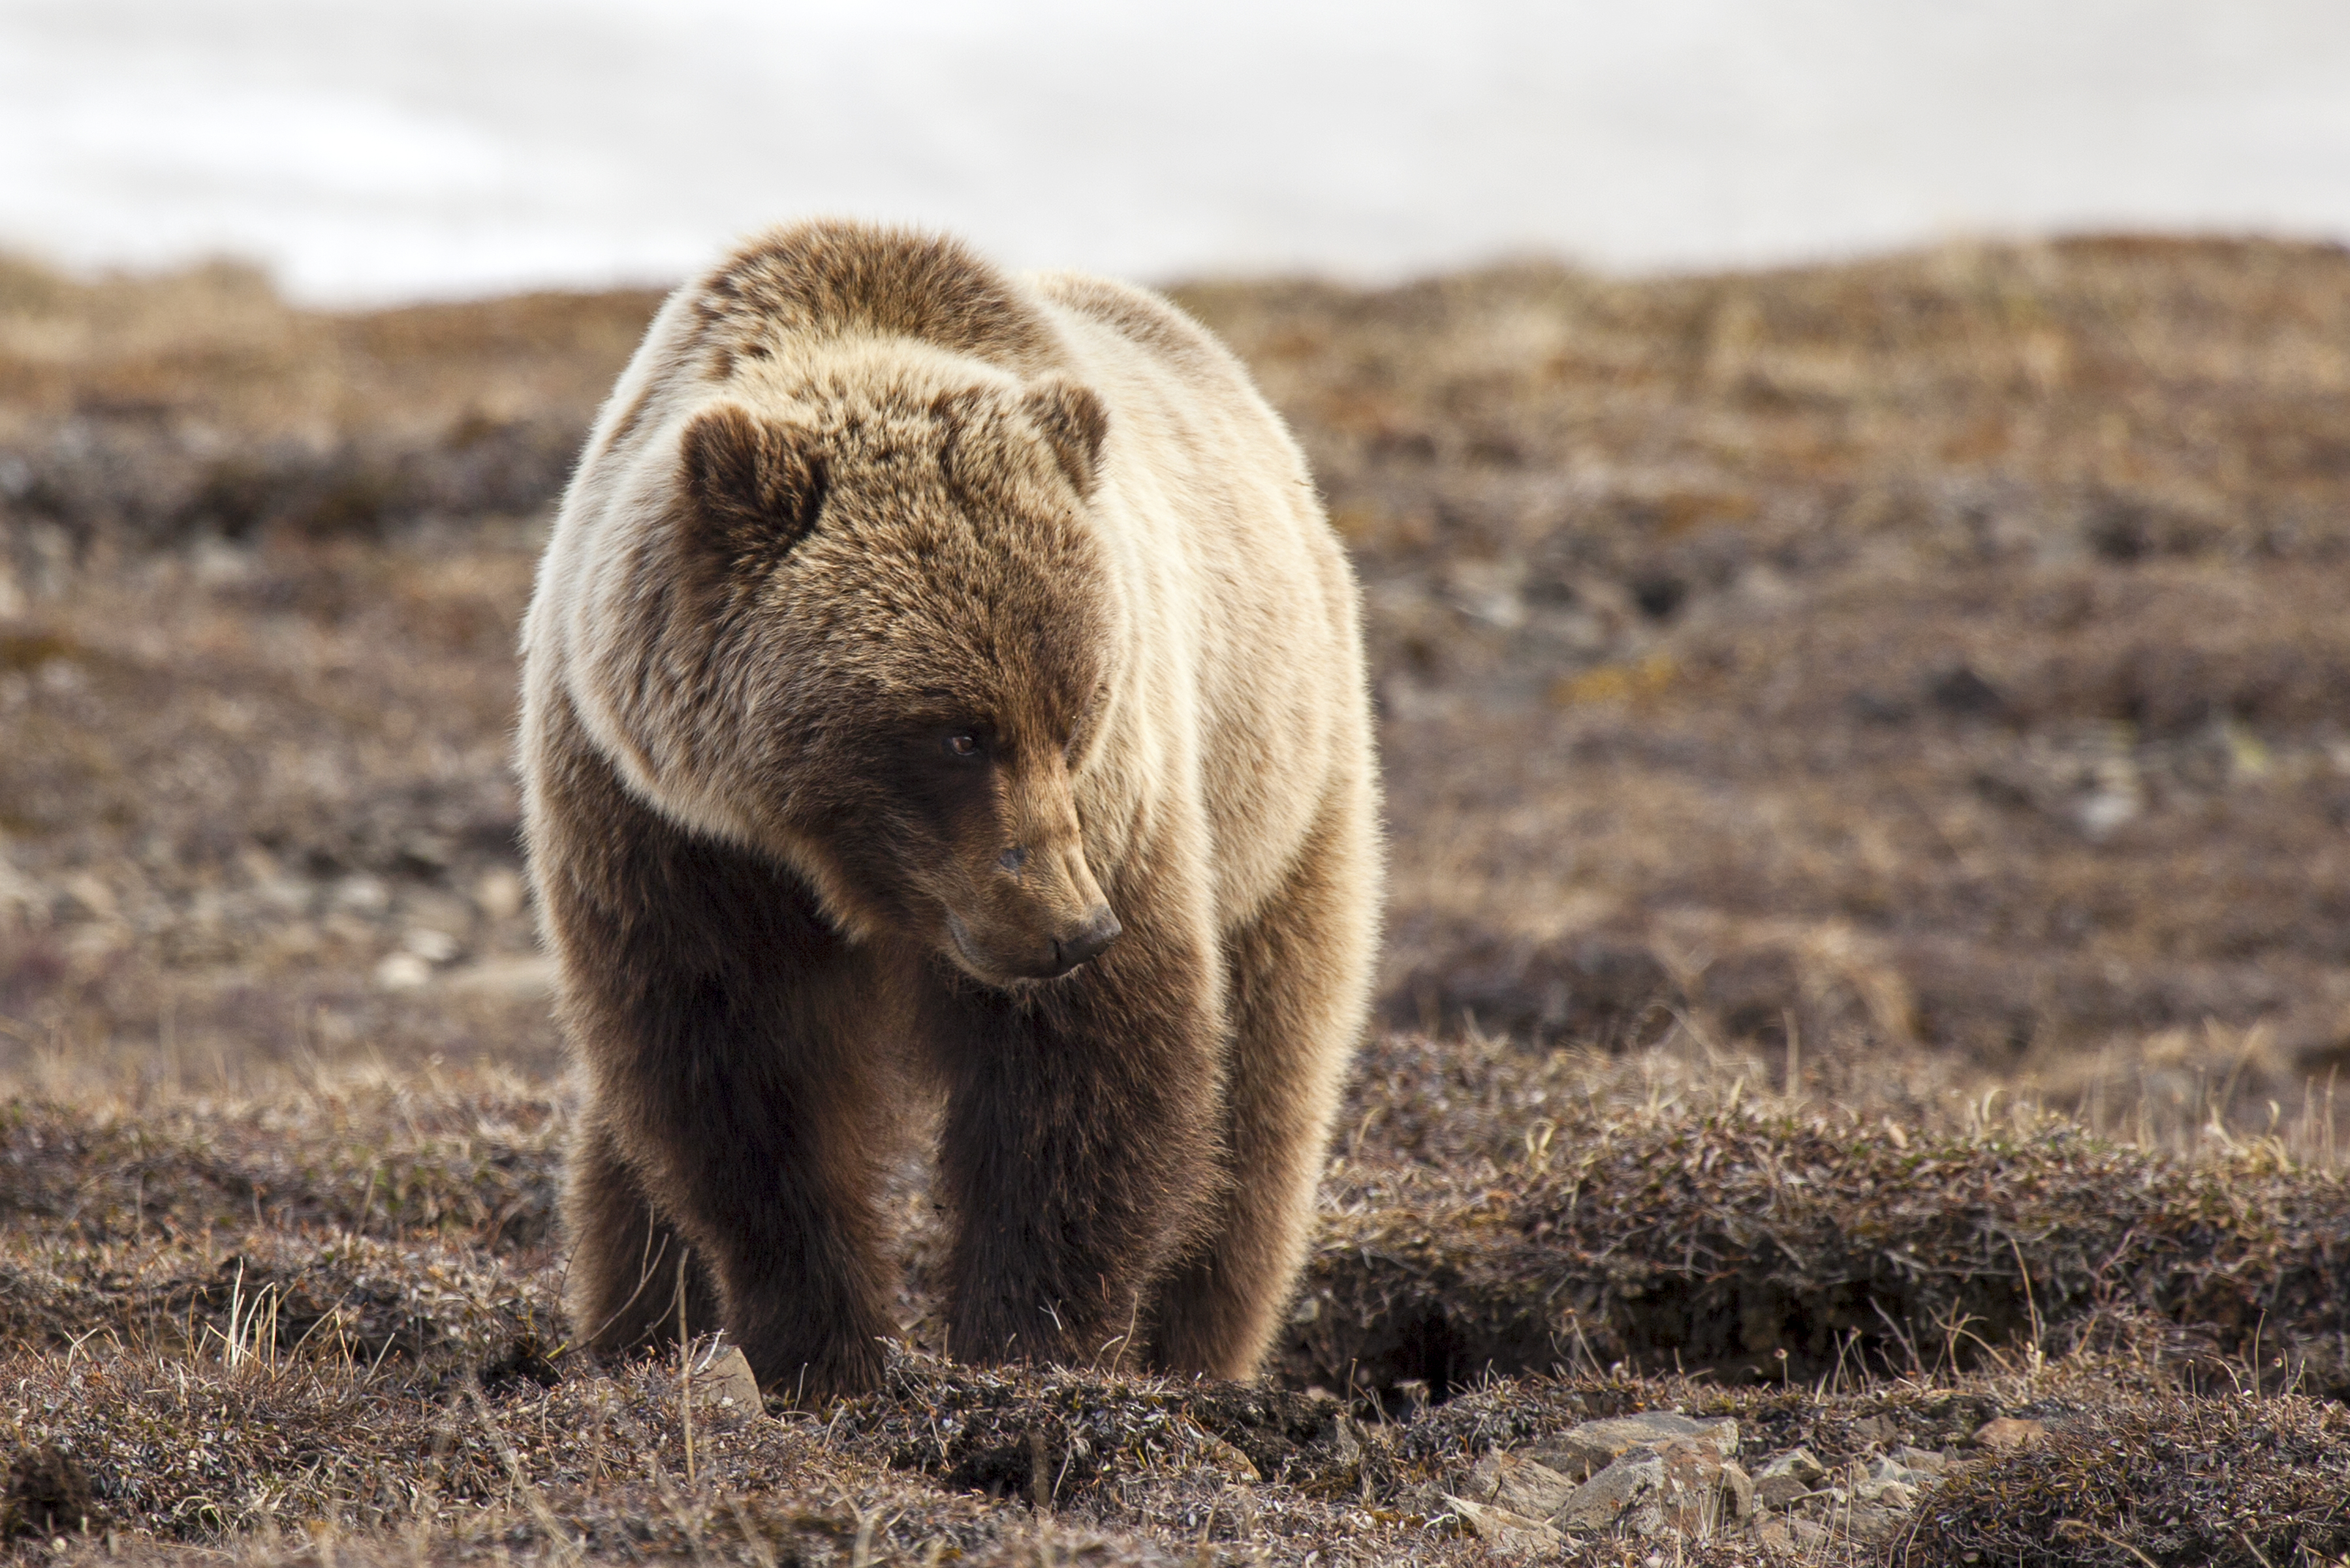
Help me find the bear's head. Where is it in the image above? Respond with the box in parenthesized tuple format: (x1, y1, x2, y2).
(585, 369, 1127, 986)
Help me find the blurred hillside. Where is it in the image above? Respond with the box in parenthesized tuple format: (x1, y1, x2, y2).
(5, 235, 2348, 1132)
(1195, 237, 2350, 1138)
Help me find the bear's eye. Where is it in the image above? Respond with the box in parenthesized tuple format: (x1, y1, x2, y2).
(944, 732, 983, 759)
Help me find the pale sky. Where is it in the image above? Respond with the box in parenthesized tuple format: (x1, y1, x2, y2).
(3, 0, 2345, 302)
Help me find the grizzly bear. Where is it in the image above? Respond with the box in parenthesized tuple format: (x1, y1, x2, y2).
(518, 220, 1379, 1399)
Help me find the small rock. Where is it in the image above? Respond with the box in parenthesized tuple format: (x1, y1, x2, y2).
(1864, 1454, 1935, 1496)
(686, 1343, 761, 1425)
(1791, 1484, 1854, 1530)
(1845, 1500, 1911, 1543)
(1796, 1462, 1926, 1543)
(1467, 1450, 1578, 1520)
(402, 926, 461, 963)
(1445, 1494, 1563, 1553)
(1554, 1448, 1665, 1531)
(1189, 1426, 1261, 1483)
(1554, 1438, 1744, 1537)
(1862, 1479, 1917, 1511)
(1654, 1440, 1744, 1533)
(372, 951, 433, 990)
(475, 867, 526, 920)
(1847, 1414, 1896, 1445)
(1753, 1447, 1825, 1509)
(441, 954, 559, 999)
(1717, 1457, 1755, 1522)
(1537, 1411, 1738, 1480)
(1975, 1416, 2048, 1451)
(1894, 1445, 1952, 1474)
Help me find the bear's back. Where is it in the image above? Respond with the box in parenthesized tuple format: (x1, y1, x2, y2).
(576, 223, 1066, 475)
(693, 224, 1068, 381)
(1025, 272, 1236, 383)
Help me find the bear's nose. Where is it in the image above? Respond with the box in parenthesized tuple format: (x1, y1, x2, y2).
(1049, 905, 1122, 974)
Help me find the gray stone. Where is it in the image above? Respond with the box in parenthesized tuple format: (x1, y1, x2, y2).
(1445, 1494, 1564, 1553)
(1847, 1414, 1896, 1445)
(1845, 1500, 1912, 1543)
(1717, 1457, 1755, 1522)
(1753, 1447, 1826, 1509)
(1554, 1448, 1667, 1531)
(1894, 1445, 1952, 1475)
(1794, 1465, 1922, 1544)
(686, 1343, 762, 1425)
(1860, 1478, 1918, 1511)
(1849, 1457, 1923, 1509)
(1465, 1450, 1579, 1520)
(1536, 1411, 1739, 1481)
(1552, 1437, 1748, 1537)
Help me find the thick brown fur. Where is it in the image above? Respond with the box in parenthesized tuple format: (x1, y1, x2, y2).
(520, 221, 1379, 1398)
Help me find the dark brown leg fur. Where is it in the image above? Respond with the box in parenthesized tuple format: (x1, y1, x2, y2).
(920, 860, 1225, 1372)
(539, 695, 897, 1400)
(1150, 785, 1375, 1378)
(564, 1114, 723, 1353)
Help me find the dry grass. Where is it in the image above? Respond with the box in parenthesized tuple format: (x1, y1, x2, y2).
(0, 1045, 2342, 1564)
(1302, 1035, 2350, 1403)
(7, 232, 2350, 1561)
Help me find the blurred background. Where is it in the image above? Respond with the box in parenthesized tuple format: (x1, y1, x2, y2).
(6, 0, 2350, 302)
(3, 0, 2349, 1132)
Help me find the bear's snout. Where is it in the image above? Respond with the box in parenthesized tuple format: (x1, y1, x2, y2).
(935, 759, 1121, 983)
(938, 835, 1120, 984)
(1048, 904, 1122, 976)
(950, 898, 1121, 983)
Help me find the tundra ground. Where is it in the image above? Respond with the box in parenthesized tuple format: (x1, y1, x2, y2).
(3, 236, 2349, 1563)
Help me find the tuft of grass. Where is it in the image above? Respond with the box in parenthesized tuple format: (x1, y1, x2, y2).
(1298, 1033, 2350, 1403)
(1911, 1392, 2350, 1567)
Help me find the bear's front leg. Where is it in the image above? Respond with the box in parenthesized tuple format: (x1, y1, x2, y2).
(580, 969, 898, 1401)
(924, 911, 1225, 1371)
(542, 788, 898, 1399)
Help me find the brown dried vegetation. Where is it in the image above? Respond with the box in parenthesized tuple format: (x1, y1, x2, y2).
(4, 234, 2350, 1562)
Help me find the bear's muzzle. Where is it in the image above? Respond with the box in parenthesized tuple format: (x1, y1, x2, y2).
(1046, 903, 1122, 976)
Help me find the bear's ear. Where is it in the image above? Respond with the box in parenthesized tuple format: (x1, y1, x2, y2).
(679, 403, 826, 561)
(1022, 381, 1109, 499)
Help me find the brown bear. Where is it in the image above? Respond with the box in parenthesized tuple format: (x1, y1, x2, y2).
(518, 220, 1379, 1399)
